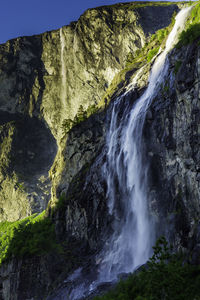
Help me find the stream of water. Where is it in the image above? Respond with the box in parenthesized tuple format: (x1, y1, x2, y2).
(50, 6, 192, 299)
(97, 6, 192, 282)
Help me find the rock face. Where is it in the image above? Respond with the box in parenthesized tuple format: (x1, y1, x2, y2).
(0, 3, 178, 221)
(144, 43, 200, 254)
(0, 113, 57, 221)
(2, 2, 200, 300)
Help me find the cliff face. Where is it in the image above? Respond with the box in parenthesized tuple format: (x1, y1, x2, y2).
(144, 42, 200, 256)
(1, 2, 200, 300)
(0, 3, 178, 221)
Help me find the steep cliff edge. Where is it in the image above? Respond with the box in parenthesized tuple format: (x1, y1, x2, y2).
(0, 2, 179, 221)
(1, 2, 199, 300)
(144, 41, 200, 257)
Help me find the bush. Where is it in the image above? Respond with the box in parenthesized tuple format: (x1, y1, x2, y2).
(177, 23, 200, 47)
(147, 47, 159, 62)
(156, 28, 169, 43)
(0, 211, 62, 264)
(177, 3, 200, 47)
(94, 237, 200, 300)
(62, 104, 99, 134)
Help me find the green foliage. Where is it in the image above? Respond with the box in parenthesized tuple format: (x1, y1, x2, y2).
(147, 47, 159, 62)
(94, 237, 200, 300)
(99, 12, 178, 109)
(62, 118, 74, 133)
(74, 105, 87, 124)
(156, 28, 169, 42)
(62, 104, 99, 134)
(150, 27, 170, 44)
(0, 211, 61, 264)
(86, 103, 99, 116)
(190, 1, 200, 22)
(177, 23, 200, 46)
(126, 14, 175, 67)
(177, 3, 200, 47)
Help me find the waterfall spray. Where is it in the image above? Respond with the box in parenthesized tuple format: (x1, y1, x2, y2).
(97, 6, 192, 282)
(49, 6, 192, 300)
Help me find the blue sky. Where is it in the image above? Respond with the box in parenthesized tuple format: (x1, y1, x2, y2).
(0, 0, 186, 44)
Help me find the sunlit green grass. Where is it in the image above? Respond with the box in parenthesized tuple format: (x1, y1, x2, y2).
(0, 211, 61, 264)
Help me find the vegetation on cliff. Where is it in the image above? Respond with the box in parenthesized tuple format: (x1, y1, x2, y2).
(62, 104, 99, 134)
(177, 1, 200, 47)
(98, 9, 178, 108)
(0, 211, 62, 264)
(94, 237, 200, 300)
(0, 2, 199, 299)
(97, 1, 199, 110)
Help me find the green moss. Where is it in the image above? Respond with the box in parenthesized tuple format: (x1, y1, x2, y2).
(0, 211, 62, 264)
(94, 237, 200, 300)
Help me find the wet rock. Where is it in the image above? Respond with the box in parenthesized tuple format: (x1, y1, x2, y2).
(143, 44, 200, 251)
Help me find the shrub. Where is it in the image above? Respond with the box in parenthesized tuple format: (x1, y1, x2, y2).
(0, 211, 61, 264)
(147, 47, 159, 62)
(62, 104, 99, 134)
(94, 237, 200, 300)
(177, 23, 200, 46)
(177, 3, 200, 47)
(156, 28, 169, 43)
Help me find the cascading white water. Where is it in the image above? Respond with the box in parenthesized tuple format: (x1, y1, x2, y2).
(49, 7, 192, 300)
(60, 27, 67, 110)
(97, 6, 192, 283)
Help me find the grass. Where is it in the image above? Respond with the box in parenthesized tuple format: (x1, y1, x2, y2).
(94, 237, 200, 300)
(0, 211, 62, 264)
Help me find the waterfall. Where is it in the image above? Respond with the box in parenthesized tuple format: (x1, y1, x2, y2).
(97, 6, 192, 283)
(48, 7, 192, 300)
(60, 27, 67, 110)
